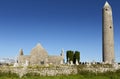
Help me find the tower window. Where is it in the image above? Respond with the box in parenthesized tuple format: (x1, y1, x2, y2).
(110, 26, 112, 29)
(105, 8, 108, 11)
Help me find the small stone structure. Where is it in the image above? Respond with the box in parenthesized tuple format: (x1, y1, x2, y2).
(18, 43, 64, 66)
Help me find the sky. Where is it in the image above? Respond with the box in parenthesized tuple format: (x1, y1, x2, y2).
(0, 0, 120, 62)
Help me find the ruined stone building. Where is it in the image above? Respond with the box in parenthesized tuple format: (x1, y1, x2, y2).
(18, 43, 64, 65)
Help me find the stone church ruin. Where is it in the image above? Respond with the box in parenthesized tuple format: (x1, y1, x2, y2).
(18, 43, 64, 66)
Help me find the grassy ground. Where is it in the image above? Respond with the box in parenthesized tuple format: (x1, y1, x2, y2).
(0, 70, 120, 79)
(0, 74, 118, 79)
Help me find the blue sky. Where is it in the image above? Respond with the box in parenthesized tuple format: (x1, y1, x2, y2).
(0, 0, 120, 62)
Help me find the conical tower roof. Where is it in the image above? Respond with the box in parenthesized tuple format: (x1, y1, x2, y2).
(103, 1, 111, 8)
(104, 1, 109, 7)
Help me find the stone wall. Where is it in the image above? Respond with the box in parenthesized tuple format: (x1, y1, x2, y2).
(48, 56, 63, 65)
(0, 64, 120, 77)
(0, 65, 77, 77)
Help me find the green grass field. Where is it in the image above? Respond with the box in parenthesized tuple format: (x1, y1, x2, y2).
(0, 69, 120, 79)
(0, 74, 119, 79)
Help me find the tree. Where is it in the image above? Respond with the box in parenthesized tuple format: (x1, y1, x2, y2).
(66, 50, 74, 63)
(66, 51, 70, 62)
(74, 51, 80, 64)
(69, 51, 74, 61)
(66, 50, 80, 64)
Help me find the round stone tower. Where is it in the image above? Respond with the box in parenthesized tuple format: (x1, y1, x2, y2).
(102, 1, 115, 64)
